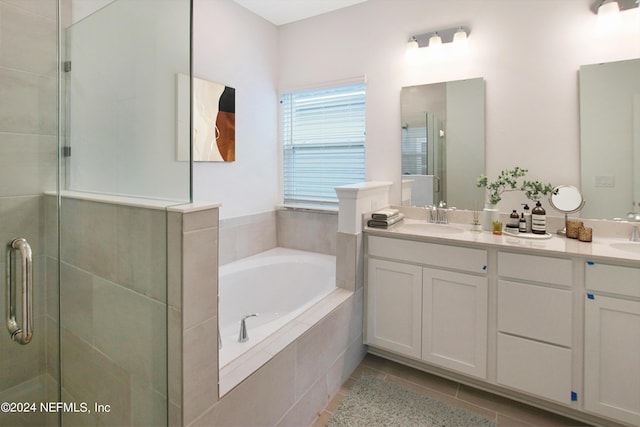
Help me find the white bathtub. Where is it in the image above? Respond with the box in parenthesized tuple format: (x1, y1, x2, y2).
(218, 247, 336, 369)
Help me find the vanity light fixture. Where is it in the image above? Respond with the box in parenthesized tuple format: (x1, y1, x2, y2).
(590, 0, 638, 14)
(406, 25, 470, 51)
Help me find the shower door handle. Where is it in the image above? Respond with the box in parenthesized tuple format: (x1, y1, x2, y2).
(6, 238, 33, 345)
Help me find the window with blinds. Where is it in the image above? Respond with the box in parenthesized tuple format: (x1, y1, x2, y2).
(281, 82, 366, 207)
(401, 127, 427, 175)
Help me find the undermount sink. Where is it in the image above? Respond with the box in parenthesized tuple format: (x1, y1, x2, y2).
(609, 241, 640, 254)
(398, 222, 465, 235)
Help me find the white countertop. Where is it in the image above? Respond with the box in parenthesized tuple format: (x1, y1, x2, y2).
(364, 218, 640, 264)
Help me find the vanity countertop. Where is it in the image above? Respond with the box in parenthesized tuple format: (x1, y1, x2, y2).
(364, 218, 640, 264)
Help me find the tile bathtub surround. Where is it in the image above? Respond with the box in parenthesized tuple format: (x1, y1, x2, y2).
(219, 210, 277, 265)
(166, 204, 220, 427)
(336, 232, 364, 292)
(191, 288, 366, 427)
(277, 208, 338, 255)
(219, 208, 338, 266)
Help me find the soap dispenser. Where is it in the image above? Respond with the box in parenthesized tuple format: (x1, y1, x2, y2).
(522, 204, 532, 233)
(508, 210, 519, 228)
(518, 213, 526, 233)
(532, 201, 546, 235)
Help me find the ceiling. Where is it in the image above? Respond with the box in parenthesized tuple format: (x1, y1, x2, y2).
(232, 0, 369, 26)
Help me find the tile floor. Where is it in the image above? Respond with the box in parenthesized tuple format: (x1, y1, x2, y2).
(312, 354, 591, 427)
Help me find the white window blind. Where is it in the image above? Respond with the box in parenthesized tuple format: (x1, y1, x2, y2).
(402, 127, 427, 175)
(281, 82, 366, 206)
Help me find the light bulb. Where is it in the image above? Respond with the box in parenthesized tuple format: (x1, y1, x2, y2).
(597, 0, 621, 31)
(598, 0, 620, 16)
(428, 33, 442, 47)
(453, 28, 467, 43)
(406, 37, 419, 51)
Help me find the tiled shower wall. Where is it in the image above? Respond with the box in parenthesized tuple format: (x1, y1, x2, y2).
(0, 0, 58, 426)
(47, 196, 169, 426)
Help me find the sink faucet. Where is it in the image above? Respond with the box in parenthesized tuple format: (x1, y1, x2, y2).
(425, 205, 437, 223)
(437, 201, 448, 224)
(238, 313, 258, 343)
(631, 225, 640, 242)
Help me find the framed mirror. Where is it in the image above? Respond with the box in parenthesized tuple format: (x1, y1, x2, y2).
(400, 78, 485, 209)
(580, 58, 640, 219)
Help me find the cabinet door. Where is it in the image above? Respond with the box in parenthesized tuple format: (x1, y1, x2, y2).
(585, 294, 640, 425)
(422, 268, 488, 378)
(366, 258, 422, 358)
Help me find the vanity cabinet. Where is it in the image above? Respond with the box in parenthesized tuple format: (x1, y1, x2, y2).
(364, 224, 640, 426)
(496, 252, 574, 405)
(422, 267, 487, 378)
(584, 262, 640, 425)
(366, 235, 488, 378)
(366, 258, 422, 358)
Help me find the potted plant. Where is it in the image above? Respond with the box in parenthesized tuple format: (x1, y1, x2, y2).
(476, 167, 554, 230)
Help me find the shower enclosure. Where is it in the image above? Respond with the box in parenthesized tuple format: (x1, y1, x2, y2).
(0, 0, 192, 425)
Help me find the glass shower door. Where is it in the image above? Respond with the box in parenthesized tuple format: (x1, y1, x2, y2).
(0, 0, 61, 426)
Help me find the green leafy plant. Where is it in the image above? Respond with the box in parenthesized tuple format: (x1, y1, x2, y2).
(521, 179, 555, 202)
(476, 167, 554, 205)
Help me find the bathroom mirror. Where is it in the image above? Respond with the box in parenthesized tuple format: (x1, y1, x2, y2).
(580, 58, 640, 219)
(549, 185, 585, 235)
(400, 78, 485, 210)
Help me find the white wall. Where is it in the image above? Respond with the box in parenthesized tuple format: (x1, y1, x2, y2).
(278, 0, 640, 210)
(192, 0, 279, 220)
(193, 0, 639, 219)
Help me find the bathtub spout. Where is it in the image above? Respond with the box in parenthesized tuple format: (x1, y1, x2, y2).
(238, 313, 258, 343)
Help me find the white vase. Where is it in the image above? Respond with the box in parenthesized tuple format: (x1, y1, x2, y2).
(482, 203, 499, 231)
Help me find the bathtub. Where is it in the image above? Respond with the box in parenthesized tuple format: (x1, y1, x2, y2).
(218, 247, 336, 369)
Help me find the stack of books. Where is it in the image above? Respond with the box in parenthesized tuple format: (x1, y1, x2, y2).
(367, 208, 405, 229)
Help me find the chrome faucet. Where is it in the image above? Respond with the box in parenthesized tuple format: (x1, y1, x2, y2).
(425, 205, 437, 223)
(436, 201, 448, 224)
(238, 313, 258, 343)
(631, 225, 640, 242)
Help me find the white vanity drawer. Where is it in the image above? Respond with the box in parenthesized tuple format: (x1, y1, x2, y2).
(367, 235, 487, 274)
(498, 252, 572, 287)
(497, 333, 572, 405)
(585, 262, 640, 298)
(498, 280, 572, 347)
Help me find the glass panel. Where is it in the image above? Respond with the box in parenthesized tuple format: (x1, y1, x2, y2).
(65, 0, 191, 202)
(57, 0, 191, 425)
(0, 0, 60, 425)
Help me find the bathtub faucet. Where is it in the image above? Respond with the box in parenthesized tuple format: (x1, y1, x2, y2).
(238, 313, 258, 343)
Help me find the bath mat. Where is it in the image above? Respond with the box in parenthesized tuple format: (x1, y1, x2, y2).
(327, 373, 496, 427)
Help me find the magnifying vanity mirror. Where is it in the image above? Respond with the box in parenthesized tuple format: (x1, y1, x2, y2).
(549, 185, 585, 235)
(400, 77, 485, 210)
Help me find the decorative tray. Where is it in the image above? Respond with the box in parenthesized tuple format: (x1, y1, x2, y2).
(503, 228, 553, 240)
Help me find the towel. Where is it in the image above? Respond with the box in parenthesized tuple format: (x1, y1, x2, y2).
(367, 213, 405, 228)
(371, 208, 400, 220)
